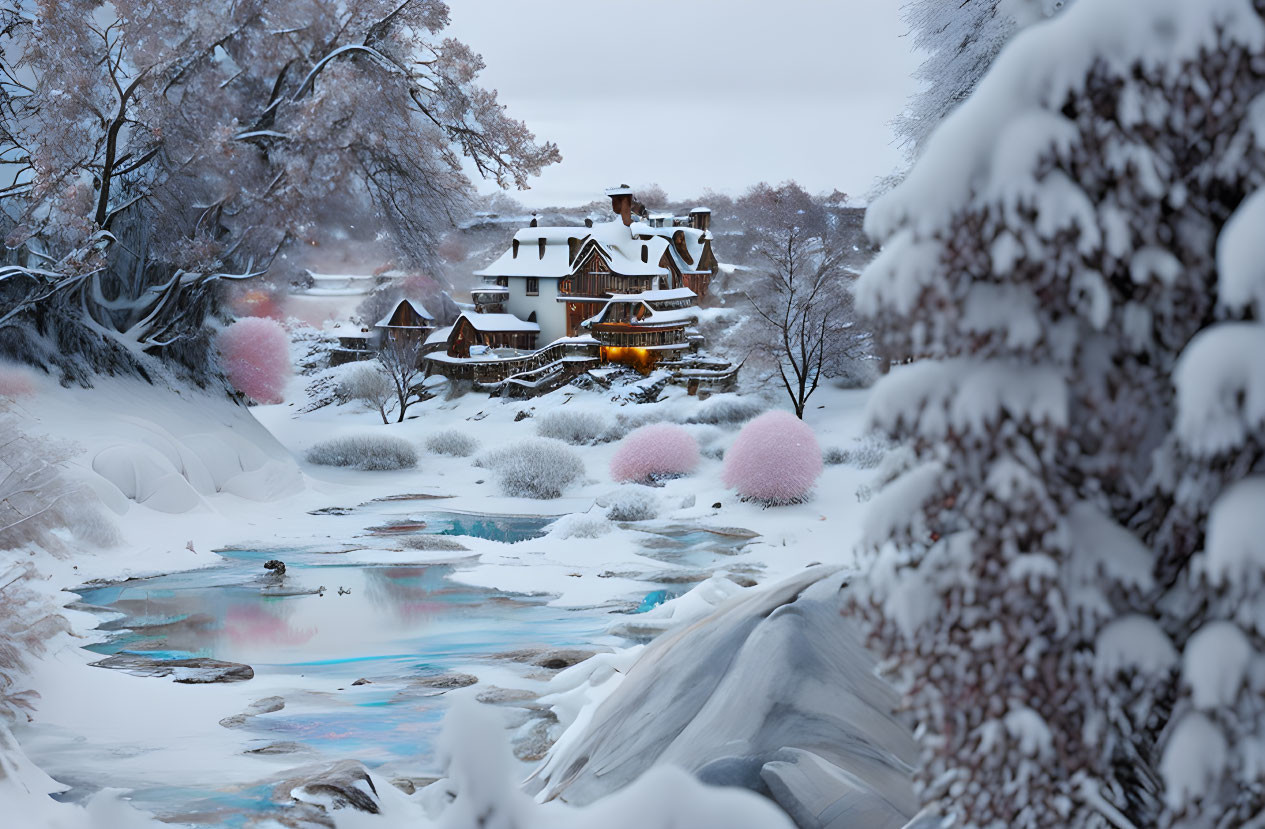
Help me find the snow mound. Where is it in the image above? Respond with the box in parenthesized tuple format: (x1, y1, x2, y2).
(547, 512, 612, 540)
(92, 444, 204, 514)
(40, 379, 302, 514)
(419, 698, 794, 829)
(528, 568, 918, 826)
(601, 486, 661, 522)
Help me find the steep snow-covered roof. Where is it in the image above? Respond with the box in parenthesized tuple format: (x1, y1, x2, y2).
(425, 325, 454, 346)
(456, 312, 540, 333)
(374, 298, 434, 328)
(475, 220, 671, 279)
(630, 222, 712, 273)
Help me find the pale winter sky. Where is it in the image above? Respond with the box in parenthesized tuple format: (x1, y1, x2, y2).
(447, 0, 920, 208)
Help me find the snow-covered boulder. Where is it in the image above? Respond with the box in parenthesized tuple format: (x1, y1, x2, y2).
(527, 568, 918, 827)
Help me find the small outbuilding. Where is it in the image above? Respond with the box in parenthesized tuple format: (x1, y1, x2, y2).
(445, 312, 540, 358)
(375, 298, 435, 344)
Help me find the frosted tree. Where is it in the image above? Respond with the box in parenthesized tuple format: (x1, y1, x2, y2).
(375, 335, 426, 423)
(1154, 140, 1265, 825)
(0, 0, 558, 381)
(893, 0, 1069, 158)
(854, 0, 1265, 824)
(734, 183, 872, 415)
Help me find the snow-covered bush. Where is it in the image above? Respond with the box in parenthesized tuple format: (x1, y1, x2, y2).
(481, 439, 583, 499)
(217, 317, 291, 405)
(852, 1, 1265, 824)
(609, 408, 668, 442)
(425, 429, 479, 457)
(825, 435, 887, 469)
(609, 424, 699, 485)
(336, 363, 394, 423)
(304, 435, 417, 471)
(683, 394, 765, 425)
(548, 512, 611, 539)
(603, 487, 660, 522)
(0, 563, 69, 723)
(473, 445, 511, 470)
(0, 364, 36, 400)
(722, 411, 821, 505)
(0, 414, 118, 553)
(536, 409, 613, 445)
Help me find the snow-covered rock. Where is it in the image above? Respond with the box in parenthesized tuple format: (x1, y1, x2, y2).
(526, 567, 917, 827)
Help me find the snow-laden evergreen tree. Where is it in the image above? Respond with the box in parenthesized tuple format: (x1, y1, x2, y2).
(855, 0, 1265, 824)
(893, 0, 1069, 158)
(1155, 141, 1265, 826)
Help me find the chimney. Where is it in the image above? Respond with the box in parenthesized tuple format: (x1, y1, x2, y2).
(606, 184, 634, 227)
(529, 214, 538, 227)
(689, 207, 711, 233)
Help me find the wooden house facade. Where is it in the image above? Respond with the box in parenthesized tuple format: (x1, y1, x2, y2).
(375, 298, 435, 344)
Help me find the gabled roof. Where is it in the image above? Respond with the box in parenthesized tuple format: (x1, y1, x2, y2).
(629, 222, 713, 275)
(474, 220, 671, 279)
(455, 312, 540, 333)
(375, 297, 434, 328)
(425, 324, 454, 346)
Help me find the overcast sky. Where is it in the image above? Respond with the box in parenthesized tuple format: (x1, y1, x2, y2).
(447, 1, 920, 208)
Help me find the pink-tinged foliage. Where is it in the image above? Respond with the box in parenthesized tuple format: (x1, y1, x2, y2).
(723, 411, 823, 505)
(217, 317, 291, 404)
(610, 424, 700, 484)
(0, 364, 36, 400)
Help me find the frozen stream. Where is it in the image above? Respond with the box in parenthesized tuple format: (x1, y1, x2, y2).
(26, 505, 757, 826)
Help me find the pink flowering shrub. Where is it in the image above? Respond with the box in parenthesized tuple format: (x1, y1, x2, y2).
(217, 317, 291, 404)
(610, 424, 700, 484)
(722, 411, 822, 505)
(0, 363, 36, 400)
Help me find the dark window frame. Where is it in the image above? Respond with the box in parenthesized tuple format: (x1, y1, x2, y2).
(526, 277, 539, 296)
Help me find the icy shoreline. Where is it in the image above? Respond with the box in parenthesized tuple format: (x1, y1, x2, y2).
(3, 372, 883, 826)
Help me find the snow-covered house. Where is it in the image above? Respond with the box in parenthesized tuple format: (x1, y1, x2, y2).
(470, 186, 718, 346)
(425, 187, 730, 389)
(375, 298, 435, 344)
(581, 287, 698, 372)
(445, 312, 539, 357)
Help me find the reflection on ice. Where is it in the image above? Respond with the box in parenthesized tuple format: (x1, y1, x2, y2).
(65, 550, 607, 822)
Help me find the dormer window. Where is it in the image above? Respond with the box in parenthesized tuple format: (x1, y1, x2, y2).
(538, 238, 546, 259)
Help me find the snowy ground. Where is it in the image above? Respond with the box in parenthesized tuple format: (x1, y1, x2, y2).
(2, 366, 884, 826)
